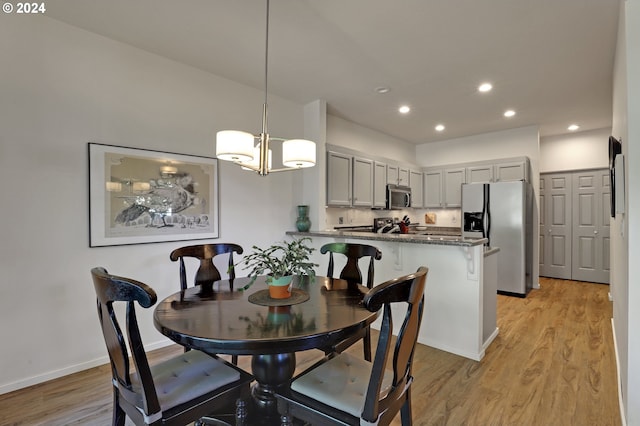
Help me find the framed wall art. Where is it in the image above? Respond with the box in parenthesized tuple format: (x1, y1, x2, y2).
(88, 143, 219, 247)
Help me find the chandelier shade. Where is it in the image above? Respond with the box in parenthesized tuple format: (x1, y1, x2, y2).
(282, 139, 316, 168)
(216, 130, 255, 162)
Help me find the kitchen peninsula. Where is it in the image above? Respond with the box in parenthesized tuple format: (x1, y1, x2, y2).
(287, 230, 499, 361)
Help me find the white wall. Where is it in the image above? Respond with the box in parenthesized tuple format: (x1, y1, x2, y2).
(0, 16, 309, 393)
(327, 115, 416, 164)
(540, 128, 610, 173)
(625, 0, 640, 422)
(415, 125, 540, 174)
(612, 1, 640, 424)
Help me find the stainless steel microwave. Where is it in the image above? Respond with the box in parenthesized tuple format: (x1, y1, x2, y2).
(386, 184, 412, 209)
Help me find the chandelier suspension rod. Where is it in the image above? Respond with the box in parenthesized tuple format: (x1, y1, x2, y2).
(214, 0, 315, 176)
(258, 0, 271, 176)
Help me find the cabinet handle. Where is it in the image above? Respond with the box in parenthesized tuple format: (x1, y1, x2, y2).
(594, 230, 598, 234)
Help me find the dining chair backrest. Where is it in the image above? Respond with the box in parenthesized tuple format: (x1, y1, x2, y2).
(91, 267, 159, 415)
(276, 266, 428, 426)
(90, 267, 252, 426)
(361, 266, 427, 424)
(320, 242, 382, 289)
(170, 243, 243, 290)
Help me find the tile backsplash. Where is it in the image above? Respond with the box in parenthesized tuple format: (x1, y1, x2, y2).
(325, 207, 461, 229)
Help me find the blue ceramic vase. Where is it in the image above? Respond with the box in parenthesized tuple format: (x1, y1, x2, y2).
(296, 205, 311, 232)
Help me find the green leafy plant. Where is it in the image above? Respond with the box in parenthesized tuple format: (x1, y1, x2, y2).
(237, 237, 318, 290)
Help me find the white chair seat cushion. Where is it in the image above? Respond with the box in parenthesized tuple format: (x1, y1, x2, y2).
(290, 352, 393, 418)
(132, 350, 241, 412)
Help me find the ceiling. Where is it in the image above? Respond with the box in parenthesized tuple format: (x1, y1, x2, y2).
(45, 0, 620, 145)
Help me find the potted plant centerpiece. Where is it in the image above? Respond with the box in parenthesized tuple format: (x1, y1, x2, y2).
(239, 237, 318, 299)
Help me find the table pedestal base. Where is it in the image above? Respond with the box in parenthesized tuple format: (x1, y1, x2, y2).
(251, 353, 296, 412)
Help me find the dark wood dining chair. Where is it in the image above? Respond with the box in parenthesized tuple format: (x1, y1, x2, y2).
(90, 267, 253, 426)
(320, 242, 382, 361)
(170, 243, 244, 364)
(275, 267, 428, 426)
(170, 243, 244, 290)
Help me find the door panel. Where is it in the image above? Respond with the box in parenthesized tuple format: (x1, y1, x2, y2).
(571, 171, 610, 283)
(540, 174, 572, 279)
(540, 169, 609, 284)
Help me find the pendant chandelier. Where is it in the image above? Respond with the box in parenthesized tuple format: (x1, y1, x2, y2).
(215, 0, 316, 176)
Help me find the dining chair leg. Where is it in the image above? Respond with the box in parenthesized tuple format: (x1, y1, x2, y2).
(232, 354, 238, 365)
(235, 398, 248, 426)
(280, 414, 294, 426)
(112, 391, 126, 426)
(400, 391, 412, 426)
(363, 327, 372, 362)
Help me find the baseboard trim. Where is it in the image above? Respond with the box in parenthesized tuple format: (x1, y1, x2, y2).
(0, 339, 173, 396)
(611, 318, 627, 426)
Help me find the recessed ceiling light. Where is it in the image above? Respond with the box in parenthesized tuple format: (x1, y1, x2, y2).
(504, 110, 516, 117)
(568, 124, 580, 131)
(435, 124, 445, 132)
(398, 105, 411, 114)
(478, 82, 493, 92)
(375, 86, 390, 94)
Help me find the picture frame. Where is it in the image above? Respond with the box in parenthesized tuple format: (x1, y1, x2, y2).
(88, 143, 219, 247)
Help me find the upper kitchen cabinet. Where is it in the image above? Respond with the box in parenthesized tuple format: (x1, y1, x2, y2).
(424, 166, 465, 207)
(325, 145, 421, 208)
(409, 169, 424, 208)
(466, 158, 530, 183)
(387, 164, 410, 186)
(373, 161, 387, 208)
(424, 169, 443, 207)
(495, 160, 529, 181)
(327, 150, 376, 208)
(327, 151, 352, 206)
(443, 167, 466, 207)
(466, 164, 494, 183)
(352, 156, 374, 207)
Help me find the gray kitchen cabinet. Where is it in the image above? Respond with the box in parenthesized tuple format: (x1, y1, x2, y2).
(466, 164, 494, 183)
(387, 164, 398, 185)
(424, 169, 443, 207)
(326, 151, 352, 206)
(409, 169, 424, 208)
(399, 167, 410, 186)
(495, 161, 527, 181)
(467, 160, 528, 183)
(387, 164, 410, 186)
(443, 167, 466, 207)
(352, 156, 374, 207)
(373, 161, 387, 208)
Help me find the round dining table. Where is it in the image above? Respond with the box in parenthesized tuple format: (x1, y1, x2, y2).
(153, 275, 377, 422)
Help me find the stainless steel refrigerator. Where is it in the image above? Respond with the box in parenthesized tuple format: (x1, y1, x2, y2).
(461, 180, 534, 297)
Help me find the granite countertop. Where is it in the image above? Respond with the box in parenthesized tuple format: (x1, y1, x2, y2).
(287, 230, 488, 247)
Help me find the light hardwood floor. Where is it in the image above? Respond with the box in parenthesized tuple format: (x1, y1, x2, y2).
(0, 278, 621, 426)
